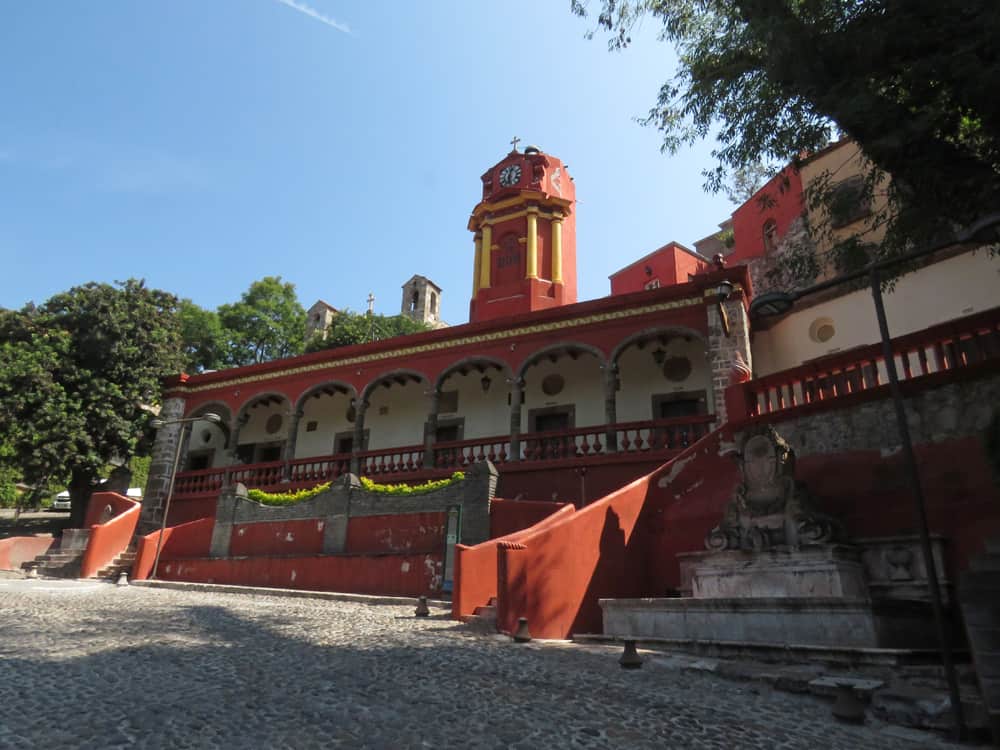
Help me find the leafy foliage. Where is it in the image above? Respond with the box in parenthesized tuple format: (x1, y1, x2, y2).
(305, 309, 432, 353)
(571, 0, 1000, 268)
(0, 280, 184, 523)
(218, 276, 306, 366)
(247, 482, 332, 506)
(359, 472, 465, 496)
(178, 299, 227, 372)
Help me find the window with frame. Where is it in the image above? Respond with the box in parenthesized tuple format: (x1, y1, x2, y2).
(829, 176, 872, 228)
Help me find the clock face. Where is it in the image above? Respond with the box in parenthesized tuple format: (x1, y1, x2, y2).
(499, 164, 522, 187)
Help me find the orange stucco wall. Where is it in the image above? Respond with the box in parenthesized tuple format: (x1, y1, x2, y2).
(0, 536, 55, 571)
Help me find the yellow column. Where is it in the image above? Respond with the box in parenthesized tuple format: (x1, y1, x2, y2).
(473, 234, 483, 296)
(526, 209, 538, 279)
(479, 224, 492, 289)
(551, 216, 563, 284)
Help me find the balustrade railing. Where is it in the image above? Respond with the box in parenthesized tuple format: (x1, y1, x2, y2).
(288, 453, 351, 485)
(613, 415, 716, 453)
(521, 424, 610, 461)
(227, 460, 285, 491)
(740, 307, 1000, 418)
(434, 435, 511, 470)
(356, 445, 425, 476)
(173, 467, 227, 497)
(172, 414, 719, 498)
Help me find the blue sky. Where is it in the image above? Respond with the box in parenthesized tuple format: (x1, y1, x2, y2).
(1, 1, 735, 324)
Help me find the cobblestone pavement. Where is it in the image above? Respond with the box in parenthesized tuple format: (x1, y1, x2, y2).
(0, 581, 969, 750)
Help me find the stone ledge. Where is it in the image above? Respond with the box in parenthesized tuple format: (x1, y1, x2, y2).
(131, 579, 451, 609)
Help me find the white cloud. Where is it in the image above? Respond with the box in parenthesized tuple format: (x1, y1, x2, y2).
(272, 0, 352, 33)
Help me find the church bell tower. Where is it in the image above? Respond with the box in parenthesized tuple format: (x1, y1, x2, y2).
(468, 142, 577, 323)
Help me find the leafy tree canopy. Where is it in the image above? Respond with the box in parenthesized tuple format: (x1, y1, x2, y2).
(571, 0, 1000, 265)
(0, 280, 183, 523)
(178, 299, 227, 373)
(218, 276, 306, 366)
(305, 310, 432, 353)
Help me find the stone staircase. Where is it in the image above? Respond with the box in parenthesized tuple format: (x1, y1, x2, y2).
(959, 537, 1000, 744)
(462, 598, 498, 632)
(94, 547, 136, 581)
(23, 549, 83, 579)
(20, 529, 135, 581)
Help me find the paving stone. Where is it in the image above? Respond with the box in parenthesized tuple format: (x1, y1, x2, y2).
(0, 581, 977, 749)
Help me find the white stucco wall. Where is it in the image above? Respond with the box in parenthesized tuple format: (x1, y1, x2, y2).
(295, 390, 355, 458)
(366, 381, 428, 450)
(615, 336, 714, 421)
(752, 250, 1000, 376)
(238, 401, 290, 445)
(438, 370, 511, 440)
(521, 354, 605, 431)
(184, 419, 230, 469)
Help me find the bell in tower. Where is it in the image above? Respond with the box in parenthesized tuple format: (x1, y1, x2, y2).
(401, 275, 445, 328)
(468, 141, 577, 323)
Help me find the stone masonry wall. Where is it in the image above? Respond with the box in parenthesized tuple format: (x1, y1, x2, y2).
(707, 294, 752, 426)
(746, 373, 1000, 459)
(209, 460, 497, 558)
(138, 396, 186, 535)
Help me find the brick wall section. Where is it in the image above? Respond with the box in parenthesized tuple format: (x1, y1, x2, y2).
(138, 396, 187, 535)
(707, 294, 752, 425)
(209, 460, 497, 558)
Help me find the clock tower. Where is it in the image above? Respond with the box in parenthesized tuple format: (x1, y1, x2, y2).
(468, 143, 577, 323)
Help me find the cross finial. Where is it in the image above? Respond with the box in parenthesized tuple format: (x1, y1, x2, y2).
(510, 136, 521, 152)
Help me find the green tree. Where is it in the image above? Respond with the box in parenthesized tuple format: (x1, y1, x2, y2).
(572, 0, 1000, 266)
(178, 299, 227, 373)
(218, 277, 306, 366)
(0, 280, 184, 525)
(305, 310, 432, 352)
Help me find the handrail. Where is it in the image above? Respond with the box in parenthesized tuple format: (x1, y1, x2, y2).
(80, 497, 141, 578)
(172, 415, 721, 496)
(739, 306, 1000, 417)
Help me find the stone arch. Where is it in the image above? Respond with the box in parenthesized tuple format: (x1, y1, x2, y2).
(434, 356, 513, 392)
(360, 369, 429, 405)
(235, 391, 294, 421)
(293, 381, 358, 414)
(609, 326, 707, 365)
(516, 342, 607, 379)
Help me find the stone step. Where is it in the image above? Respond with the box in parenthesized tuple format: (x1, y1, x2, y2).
(473, 605, 497, 618)
(35, 552, 80, 563)
(461, 614, 497, 633)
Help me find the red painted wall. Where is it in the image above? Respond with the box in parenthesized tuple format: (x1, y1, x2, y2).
(0, 536, 55, 571)
(230, 519, 326, 557)
(609, 243, 707, 295)
(132, 517, 215, 580)
(729, 166, 803, 263)
(490, 498, 567, 539)
(453, 503, 576, 620)
(346, 512, 446, 555)
(154, 552, 442, 597)
(83, 491, 137, 528)
(79, 492, 141, 578)
(495, 475, 654, 638)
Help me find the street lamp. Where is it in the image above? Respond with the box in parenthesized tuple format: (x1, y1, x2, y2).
(148, 412, 223, 580)
(748, 213, 1000, 740)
